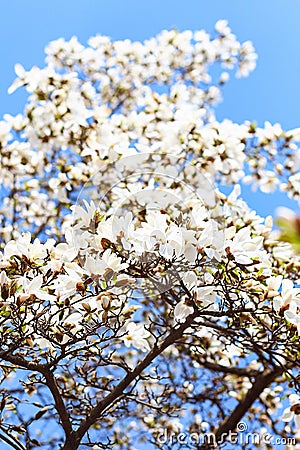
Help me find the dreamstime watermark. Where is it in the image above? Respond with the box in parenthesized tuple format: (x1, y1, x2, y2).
(155, 422, 296, 447)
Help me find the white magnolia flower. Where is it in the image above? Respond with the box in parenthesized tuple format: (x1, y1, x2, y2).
(282, 394, 300, 430)
(284, 302, 300, 334)
(4, 233, 47, 262)
(215, 19, 231, 35)
(53, 267, 83, 301)
(84, 249, 128, 276)
(196, 286, 217, 310)
(174, 300, 194, 323)
(274, 279, 300, 311)
(226, 227, 264, 265)
(266, 275, 283, 298)
(122, 322, 151, 352)
(17, 274, 55, 303)
(71, 200, 98, 229)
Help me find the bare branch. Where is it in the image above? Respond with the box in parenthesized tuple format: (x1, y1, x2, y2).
(215, 367, 283, 442)
(62, 311, 198, 449)
(0, 428, 26, 450)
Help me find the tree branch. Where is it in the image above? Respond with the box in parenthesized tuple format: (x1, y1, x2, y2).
(0, 351, 46, 373)
(215, 367, 283, 443)
(61, 311, 198, 449)
(198, 358, 259, 378)
(42, 369, 73, 437)
(0, 352, 72, 441)
(0, 429, 26, 450)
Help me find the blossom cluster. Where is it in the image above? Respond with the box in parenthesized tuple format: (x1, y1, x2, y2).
(1, 20, 300, 446)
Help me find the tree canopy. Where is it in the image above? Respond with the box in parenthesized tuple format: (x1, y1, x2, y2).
(1, 20, 300, 450)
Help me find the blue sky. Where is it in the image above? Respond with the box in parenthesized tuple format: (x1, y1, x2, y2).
(1, 0, 299, 216)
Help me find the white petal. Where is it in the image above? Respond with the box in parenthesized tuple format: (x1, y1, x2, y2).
(282, 407, 293, 422)
(294, 414, 300, 429)
(14, 63, 25, 77)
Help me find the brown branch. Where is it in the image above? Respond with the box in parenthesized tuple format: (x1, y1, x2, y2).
(198, 358, 259, 378)
(0, 352, 72, 440)
(61, 311, 198, 450)
(215, 367, 283, 443)
(41, 369, 73, 437)
(0, 429, 26, 450)
(0, 351, 47, 373)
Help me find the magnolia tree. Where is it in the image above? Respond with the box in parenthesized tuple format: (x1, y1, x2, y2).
(1, 20, 300, 450)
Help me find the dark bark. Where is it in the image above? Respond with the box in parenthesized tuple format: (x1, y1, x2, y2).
(60, 311, 198, 449)
(195, 367, 283, 450)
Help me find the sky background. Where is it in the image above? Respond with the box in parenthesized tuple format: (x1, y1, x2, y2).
(0, 0, 299, 216)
